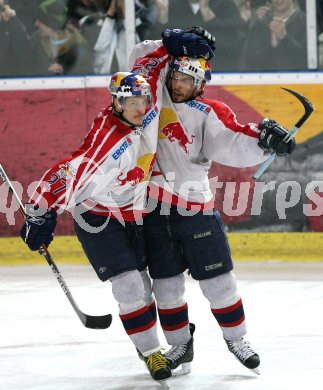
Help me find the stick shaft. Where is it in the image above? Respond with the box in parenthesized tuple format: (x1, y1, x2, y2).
(0, 164, 112, 329)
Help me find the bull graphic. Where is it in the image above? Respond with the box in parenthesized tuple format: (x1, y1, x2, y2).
(117, 166, 145, 186)
(160, 122, 195, 154)
(117, 153, 156, 187)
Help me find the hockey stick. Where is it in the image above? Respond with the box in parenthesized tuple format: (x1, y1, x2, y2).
(252, 88, 314, 180)
(0, 164, 112, 329)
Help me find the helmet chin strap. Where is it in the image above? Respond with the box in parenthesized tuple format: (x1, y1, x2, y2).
(112, 99, 138, 128)
(113, 109, 137, 128)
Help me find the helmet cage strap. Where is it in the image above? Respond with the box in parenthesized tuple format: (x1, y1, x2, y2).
(112, 96, 138, 128)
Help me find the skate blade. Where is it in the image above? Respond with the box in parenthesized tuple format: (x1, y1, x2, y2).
(232, 356, 260, 375)
(157, 379, 170, 389)
(250, 366, 260, 375)
(171, 362, 191, 377)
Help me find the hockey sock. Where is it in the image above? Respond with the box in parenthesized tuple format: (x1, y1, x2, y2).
(211, 298, 247, 340)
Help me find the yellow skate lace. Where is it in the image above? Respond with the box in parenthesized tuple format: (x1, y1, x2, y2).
(146, 352, 167, 372)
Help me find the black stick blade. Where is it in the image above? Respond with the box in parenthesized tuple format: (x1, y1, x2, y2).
(83, 313, 113, 329)
(281, 87, 315, 128)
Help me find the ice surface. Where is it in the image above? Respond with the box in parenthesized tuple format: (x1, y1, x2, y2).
(1, 262, 323, 389)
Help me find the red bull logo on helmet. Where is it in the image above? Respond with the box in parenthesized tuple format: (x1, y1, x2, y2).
(131, 78, 150, 93)
(158, 107, 195, 154)
(171, 57, 211, 83)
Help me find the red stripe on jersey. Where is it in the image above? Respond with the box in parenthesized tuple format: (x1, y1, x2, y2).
(33, 109, 131, 210)
(82, 201, 148, 222)
(73, 111, 130, 190)
(131, 45, 169, 104)
(151, 171, 162, 176)
(148, 182, 214, 211)
(201, 98, 259, 139)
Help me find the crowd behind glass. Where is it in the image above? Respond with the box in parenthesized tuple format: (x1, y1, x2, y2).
(0, 0, 322, 77)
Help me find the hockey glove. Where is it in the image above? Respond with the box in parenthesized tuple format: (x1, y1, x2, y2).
(258, 118, 296, 156)
(161, 28, 215, 60)
(20, 204, 57, 251)
(186, 26, 216, 52)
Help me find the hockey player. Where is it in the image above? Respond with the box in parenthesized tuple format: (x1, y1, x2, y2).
(130, 34, 296, 375)
(19, 71, 174, 382)
(19, 30, 216, 384)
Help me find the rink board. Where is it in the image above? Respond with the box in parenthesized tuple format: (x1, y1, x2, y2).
(0, 73, 323, 237)
(1, 233, 323, 265)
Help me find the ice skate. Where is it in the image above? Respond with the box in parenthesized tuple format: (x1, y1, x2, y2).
(144, 350, 172, 384)
(136, 347, 144, 361)
(225, 337, 260, 374)
(164, 323, 195, 377)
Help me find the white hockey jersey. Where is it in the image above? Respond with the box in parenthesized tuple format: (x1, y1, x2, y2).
(131, 40, 268, 209)
(30, 45, 170, 221)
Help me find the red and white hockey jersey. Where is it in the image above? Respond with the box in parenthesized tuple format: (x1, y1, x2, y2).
(30, 45, 170, 221)
(131, 40, 268, 209)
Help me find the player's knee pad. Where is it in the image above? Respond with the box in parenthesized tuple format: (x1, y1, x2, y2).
(153, 274, 186, 308)
(199, 271, 240, 307)
(110, 269, 145, 308)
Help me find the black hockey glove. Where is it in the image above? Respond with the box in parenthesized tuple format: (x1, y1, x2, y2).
(258, 118, 296, 156)
(186, 26, 216, 52)
(161, 28, 215, 60)
(20, 204, 57, 251)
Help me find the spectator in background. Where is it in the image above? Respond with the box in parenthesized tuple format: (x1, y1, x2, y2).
(135, 0, 160, 41)
(318, 0, 323, 33)
(135, 0, 170, 41)
(245, 0, 307, 71)
(7, 0, 39, 35)
(159, 0, 247, 72)
(29, 0, 93, 75)
(80, 0, 127, 74)
(0, 0, 32, 76)
(80, 0, 165, 74)
(234, 0, 252, 25)
(67, 0, 97, 27)
(154, 0, 168, 24)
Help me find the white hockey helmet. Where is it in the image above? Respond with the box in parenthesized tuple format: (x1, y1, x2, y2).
(168, 56, 212, 88)
(109, 72, 152, 103)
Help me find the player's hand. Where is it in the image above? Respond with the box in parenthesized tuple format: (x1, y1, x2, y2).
(20, 204, 57, 251)
(258, 118, 296, 156)
(185, 26, 216, 51)
(161, 28, 215, 60)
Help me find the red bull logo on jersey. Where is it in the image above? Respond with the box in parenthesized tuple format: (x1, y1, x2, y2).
(158, 107, 195, 154)
(117, 153, 155, 186)
(117, 166, 145, 186)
